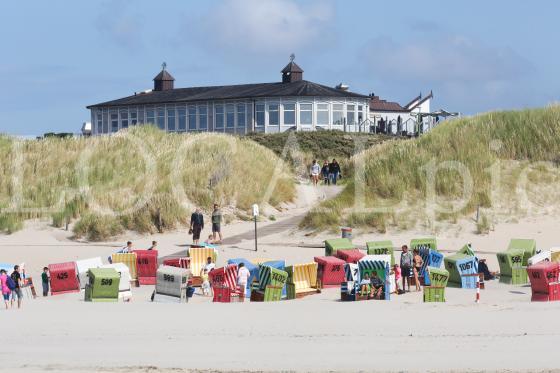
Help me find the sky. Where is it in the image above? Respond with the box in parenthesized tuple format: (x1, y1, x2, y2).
(1, 0, 559, 136)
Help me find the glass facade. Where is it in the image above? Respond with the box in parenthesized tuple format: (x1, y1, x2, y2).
(92, 98, 369, 134)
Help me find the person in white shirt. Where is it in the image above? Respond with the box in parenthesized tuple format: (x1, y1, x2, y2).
(310, 159, 320, 186)
(119, 241, 133, 253)
(202, 256, 215, 276)
(237, 263, 251, 299)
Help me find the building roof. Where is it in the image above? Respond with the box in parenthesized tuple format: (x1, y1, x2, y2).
(153, 69, 175, 81)
(87, 80, 368, 108)
(369, 95, 408, 112)
(404, 91, 433, 110)
(281, 61, 304, 73)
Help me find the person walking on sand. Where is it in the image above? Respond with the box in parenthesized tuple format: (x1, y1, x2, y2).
(400, 245, 413, 293)
(211, 203, 223, 243)
(412, 248, 424, 292)
(0, 269, 11, 309)
(310, 160, 320, 186)
(237, 262, 250, 300)
(321, 160, 330, 185)
(41, 267, 50, 297)
(190, 208, 204, 245)
(10, 265, 23, 309)
(329, 159, 341, 185)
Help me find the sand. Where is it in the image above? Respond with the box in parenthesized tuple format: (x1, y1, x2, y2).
(1, 184, 560, 372)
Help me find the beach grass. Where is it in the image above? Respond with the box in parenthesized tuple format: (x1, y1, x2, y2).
(0, 126, 295, 240)
(301, 105, 560, 232)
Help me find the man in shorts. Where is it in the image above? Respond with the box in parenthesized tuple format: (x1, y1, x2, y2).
(211, 203, 223, 243)
(400, 245, 413, 293)
(11, 265, 23, 309)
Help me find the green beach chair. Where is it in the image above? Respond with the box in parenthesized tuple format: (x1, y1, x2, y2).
(507, 239, 536, 266)
(85, 268, 120, 302)
(366, 240, 395, 266)
(324, 238, 355, 256)
(497, 248, 524, 277)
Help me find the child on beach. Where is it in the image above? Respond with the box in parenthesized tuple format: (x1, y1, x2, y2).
(0, 269, 11, 309)
(41, 267, 49, 297)
(359, 273, 370, 296)
(392, 264, 402, 294)
(201, 269, 211, 296)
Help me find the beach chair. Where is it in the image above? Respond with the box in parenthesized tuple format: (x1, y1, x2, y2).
(188, 247, 217, 286)
(132, 250, 158, 285)
(424, 267, 449, 303)
(527, 262, 560, 301)
(528, 251, 551, 266)
(100, 263, 133, 301)
(444, 253, 478, 288)
(48, 261, 80, 295)
(410, 237, 438, 252)
(111, 253, 138, 286)
(356, 258, 391, 301)
(344, 263, 359, 281)
(260, 260, 287, 298)
(324, 238, 355, 256)
(507, 239, 537, 266)
(153, 265, 192, 303)
(162, 257, 190, 269)
(314, 256, 345, 288)
(84, 268, 120, 302)
(250, 265, 288, 302)
(285, 262, 320, 299)
(366, 240, 395, 265)
(210, 264, 242, 302)
(336, 249, 365, 264)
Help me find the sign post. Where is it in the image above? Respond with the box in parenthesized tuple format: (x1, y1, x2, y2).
(252, 204, 259, 252)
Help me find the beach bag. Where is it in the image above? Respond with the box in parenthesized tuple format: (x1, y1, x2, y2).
(6, 276, 16, 291)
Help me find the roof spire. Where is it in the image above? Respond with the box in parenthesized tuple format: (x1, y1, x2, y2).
(290, 53, 295, 63)
(162, 61, 167, 71)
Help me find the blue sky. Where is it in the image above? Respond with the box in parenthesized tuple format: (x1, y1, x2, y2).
(1, 0, 558, 136)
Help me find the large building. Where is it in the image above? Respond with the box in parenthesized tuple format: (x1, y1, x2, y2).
(87, 58, 371, 135)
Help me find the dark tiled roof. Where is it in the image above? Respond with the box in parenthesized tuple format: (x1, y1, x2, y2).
(281, 61, 303, 73)
(369, 96, 408, 112)
(87, 80, 368, 108)
(153, 70, 175, 81)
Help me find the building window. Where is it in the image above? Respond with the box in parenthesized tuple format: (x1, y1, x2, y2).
(130, 109, 137, 126)
(138, 107, 144, 125)
(299, 103, 312, 125)
(226, 104, 235, 128)
(332, 103, 344, 125)
(188, 106, 197, 130)
(146, 107, 155, 125)
(317, 103, 329, 126)
(358, 105, 364, 123)
(111, 112, 118, 132)
(167, 106, 176, 131)
(237, 104, 246, 128)
(283, 103, 295, 125)
(96, 112, 102, 133)
(215, 104, 224, 129)
(178, 107, 186, 131)
(102, 109, 109, 133)
(199, 105, 208, 130)
(256, 104, 265, 126)
(347, 104, 355, 125)
(157, 107, 165, 130)
(268, 104, 279, 125)
(120, 109, 128, 129)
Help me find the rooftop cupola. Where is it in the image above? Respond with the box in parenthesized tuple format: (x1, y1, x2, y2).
(281, 54, 303, 83)
(153, 62, 175, 91)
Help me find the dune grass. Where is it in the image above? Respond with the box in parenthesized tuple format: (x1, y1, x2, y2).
(301, 105, 560, 232)
(0, 126, 294, 240)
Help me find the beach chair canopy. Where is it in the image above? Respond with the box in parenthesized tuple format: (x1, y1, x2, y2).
(411, 237, 438, 251)
(507, 239, 536, 265)
(344, 263, 358, 281)
(366, 241, 395, 265)
(258, 265, 288, 290)
(101, 263, 132, 292)
(528, 250, 551, 266)
(188, 247, 217, 277)
(156, 265, 191, 298)
(209, 264, 238, 292)
(111, 253, 138, 280)
(86, 268, 120, 301)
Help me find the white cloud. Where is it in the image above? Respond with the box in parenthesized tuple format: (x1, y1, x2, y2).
(196, 0, 333, 54)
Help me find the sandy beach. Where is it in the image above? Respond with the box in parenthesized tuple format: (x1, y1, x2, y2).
(2, 184, 560, 372)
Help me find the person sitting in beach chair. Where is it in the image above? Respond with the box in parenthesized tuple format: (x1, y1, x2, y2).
(369, 272, 384, 300)
(359, 273, 370, 296)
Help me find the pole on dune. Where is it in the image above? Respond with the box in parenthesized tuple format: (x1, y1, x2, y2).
(252, 204, 259, 252)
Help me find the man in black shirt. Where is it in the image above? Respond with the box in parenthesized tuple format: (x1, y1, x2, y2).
(190, 208, 204, 245)
(329, 159, 341, 185)
(11, 265, 23, 308)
